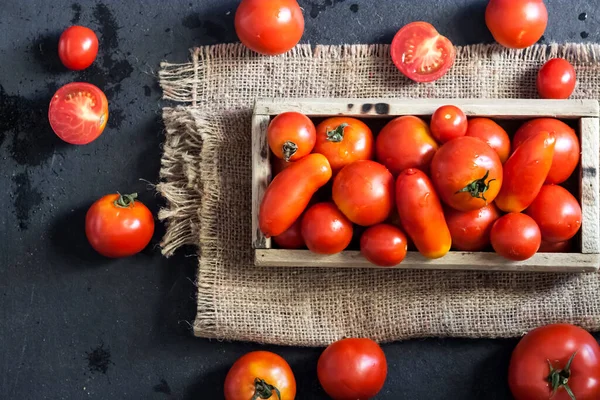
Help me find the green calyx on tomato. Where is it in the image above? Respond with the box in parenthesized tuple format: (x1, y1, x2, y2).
(547, 351, 577, 400)
(251, 378, 281, 400)
(282, 140, 298, 162)
(326, 123, 349, 142)
(455, 170, 496, 203)
(113, 193, 138, 208)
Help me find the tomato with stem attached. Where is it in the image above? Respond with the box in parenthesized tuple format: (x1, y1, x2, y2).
(430, 105, 468, 143)
(58, 25, 99, 70)
(445, 204, 501, 252)
(268, 112, 316, 162)
(301, 202, 353, 254)
(537, 58, 577, 99)
(465, 118, 511, 164)
(485, 0, 548, 49)
(360, 224, 408, 267)
(525, 185, 582, 243)
(491, 213, 541, 260)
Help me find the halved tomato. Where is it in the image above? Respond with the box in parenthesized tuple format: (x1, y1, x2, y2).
(48, 82, 109, 145)
(390, 22, 456, 83)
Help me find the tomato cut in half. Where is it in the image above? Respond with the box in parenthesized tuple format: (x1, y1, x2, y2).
(391, 22, 456, 83)
(48, 82, 109, 145)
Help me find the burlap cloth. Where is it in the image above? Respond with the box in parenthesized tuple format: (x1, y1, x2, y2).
(157, 43, 600, 346)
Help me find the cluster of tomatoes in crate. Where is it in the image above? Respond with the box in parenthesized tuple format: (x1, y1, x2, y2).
(258, 106, 582, 266)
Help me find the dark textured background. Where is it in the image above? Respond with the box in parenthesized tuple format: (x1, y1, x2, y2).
(1, 0, 598, 399)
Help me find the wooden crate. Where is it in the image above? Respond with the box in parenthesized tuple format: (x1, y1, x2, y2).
(252, 98, 600, 273)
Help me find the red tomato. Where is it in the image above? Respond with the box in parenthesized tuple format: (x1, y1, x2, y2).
(317, 338, 387, 400)
(430, 105, 468, 143)
(313, 117, 374, 174)
(508, 324, 600, 400)
(272, 217, 305, 249)
(332, 160, 394, 226)
(431, 136, 503, 211)
(224, 351, 296, 400)
(465, 118, 511, 164)
(537, 58, 577, 99)
(485, 0, 548, 49)
(85, 193, 155, 258)
(390, 22, 456, 82)
(495, 131, 555, 212)
(396, 169, 452, 259)
(445, 204, 501, 251)
(259, 153, 332, 237)
(267, 112, 316, 161)
(376, 116, 439, 176)
(48, 82, 109, 145)
(513, 118, 580, 184)
(525, 185, 582, 243)
(235, 0, 304, 55)
(539, 239, 573, 253)
(490, 213, 541, 260)
(58, 26, 99, 70)
(301, 203, 353, 254)
(360, 224, 408, 267)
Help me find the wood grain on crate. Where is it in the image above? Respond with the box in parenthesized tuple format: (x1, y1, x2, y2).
(580, 117, 600, 254)
(251, 114, 272, 250)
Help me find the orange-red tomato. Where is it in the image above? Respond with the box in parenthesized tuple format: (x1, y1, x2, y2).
(58, 26, 98, 70)
(445, 204, 501, 251)
(430, 105, 468, 143)
(376, 116, 439, 176)
(525, 185, 582, 243)
(332, 160, 394, 226)
(491, 213, 541, 260)
(259, 153, 332, 237)
(537, 58, 577, 99)
(234, 0, 304, 55)
(267, 112, 316, 161)
(224, 351, 296, 400)
(513, 118, 580, 185)
(313, 117, 374, 174)
(485, 0, 548, 49)
(301, 203, 353, 254)
(495, 131, 555, 213)
(360, 224, 408, 267)
(85, 193, 155, 258)
(465, 118, 511, 164)
(272, 217, 305, 249)
(539, 239, 572, 253)
(431, 136, 503, 211)
(396, 169, 451, 259)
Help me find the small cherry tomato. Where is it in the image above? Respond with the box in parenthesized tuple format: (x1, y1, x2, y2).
(234, 0, 304, 55)
(391, 22, 456, 82)
(267, 112, 316, 162)
(317, 338, 387, 400)
(376, 116, 439, 176)
(491, 213, 541, 260)
(332, 160, 394, 226)
(537, 58, 577, 99)
(430, 105, 468, 143)
(224, 351, 296, 400)
(313, 117, 374, 174)
(465, 118, 511, 163)
(539, 239, 572, 253)
(272, 217, 305, 249)
(58, 25, 99, 70)
(360, 224, 408, 267)
(525, 185, 582, 243)
(301, 202, 353, 254)
(48, 82, 109, 145)
(445, 203, 501, 251)
(85, 193, 155, 258)
(485, 0, 548, 49)
(513, 118, 580, 185)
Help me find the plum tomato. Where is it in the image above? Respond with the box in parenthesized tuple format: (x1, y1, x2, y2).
(430, 105, 468, 143)
(465, 118, 511, 163)
(445, 204, 501, 252)
(525, 185, 582, 243)
(267, 112, 316, 161)
(490, 213, 541, 261)
(301, 202, 353, 254)
(537, 58, 577, 99)
(360, 224, 408, 267)
(390, 22, 455, 82)
(58, 25, 99, 70)
(485, 0, 548, 49)
(272, 217, 305, 249)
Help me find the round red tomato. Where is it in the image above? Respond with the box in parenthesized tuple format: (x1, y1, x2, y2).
(235, 0, 304, 55)
(318, 338, 387, 400)
(431, 136, 503, 211)
(85, 193, 155, 258)
(513, 118, 579, 185)
(525, 185, 582, 243)
(48, 82, 109, 145)
(332, 160, 394, 226)
(391, 22, 455, 82)
(58, 25, 99, 70)
(313, 117, 374, 174)
(430, 105, 468, 143)
(509, 323, 600, 400)
(273, 217, 305, 249)
(376, 116, 438, 176)
(360, 224, 408, 267)
(539, 239, 572, 253)
(491, 213, 541, 260)
(301, 202, 353, 254)
(485, 0, 548, 49)
(224, 351, 296, 400)
(445, 204, 501, 251)
(268, 112, 316, 162)
(465, 118, 511, 164)
(537, 58, 577, 99)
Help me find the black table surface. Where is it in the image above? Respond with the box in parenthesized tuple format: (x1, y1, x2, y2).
(1, 0, 599, 399)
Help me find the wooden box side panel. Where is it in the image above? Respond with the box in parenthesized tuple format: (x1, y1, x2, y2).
(580, 117, 600, 254)
(251, 114, 272, 250)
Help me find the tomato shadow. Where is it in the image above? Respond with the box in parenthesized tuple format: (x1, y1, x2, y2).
(470, 339, 517, 399)
(29, 31, 65, 74)
(182, 366, 229, 400)
(452, 1, 495, 46)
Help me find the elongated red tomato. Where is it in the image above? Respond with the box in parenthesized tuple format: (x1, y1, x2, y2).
(491, 213, 541, 260)
(396, 169, 451, 259)
(360, 224, 408, 267)
(445, 204, 501, 251)
(267, 112, 316, 161)
(495, 131, 555, 213)
(465, 118, 511, 163)
(259, 153, 331, 237)
(525, 185, 582, 243)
